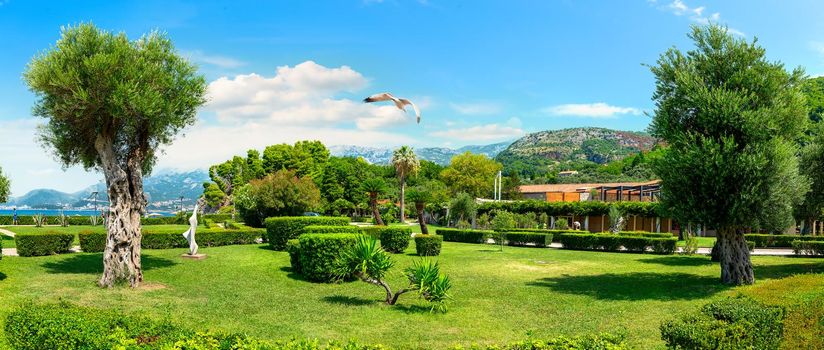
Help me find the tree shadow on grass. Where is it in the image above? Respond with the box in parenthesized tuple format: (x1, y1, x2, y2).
(392, 303, 436, 314)
(0, 271, 6, 281)
(278, 266, 308, 282)
(639, 256, 715, 267)
(527, 272, 730, 301)
(41, 253, 177, 275)
(322, 295, 375, 306)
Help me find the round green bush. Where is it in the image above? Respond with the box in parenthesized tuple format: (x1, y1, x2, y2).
(298, 233, 361, 282)
(377, 227, 412, 253)
(265, 216, 350, 250)
(414, 235, 442, 256)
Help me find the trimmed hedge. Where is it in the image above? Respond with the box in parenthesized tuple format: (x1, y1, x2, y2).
(287, 239, 302, 273)
(745, 234, 824, 248)
(298, 233, 361, 283)
(558, 233, 677, 254)
(15, 231, 74, 257)
(436, 228, 490, 243)
(660, 296, 784, 350)
(77, 230, 106, 252)
(77, 227, 263, 252)
(414, 235, 442, 256)
(378, 227, 412, 253)
(303, 225, 363, 235)
(477, 200, 663, 217)
(265, 216, 350, 250)
(504, 232, 552, 247)
(792, 240, 824, 256)
(4, 302, 627, 350)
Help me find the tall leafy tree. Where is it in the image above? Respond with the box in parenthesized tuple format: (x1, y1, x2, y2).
(234, 170, 321, 227)
(406, 187, 432, 234)
(391, 146, 420, 222)
(649, 25, 808, 285)
(440, 152, 503, 198)
(0, 166, 9, 203)
(25, 24, 206, 287)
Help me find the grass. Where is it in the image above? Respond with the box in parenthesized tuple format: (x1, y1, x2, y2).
(676, 236, 716, 248)
(1, 234, 15, 249)
(0, 240, 821, 349)
(1, 225, 192, 248)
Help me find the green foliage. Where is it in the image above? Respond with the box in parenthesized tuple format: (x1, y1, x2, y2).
(0, 165, 9, 203)
(491, 210, 516, 232)
(414, 235, 442, 256)
(682, 233, 699, 255)
(555, 217, 569, 230)
(745, 234, 824, 248)
(14, 231, 74, 256)
(303, 225, 363, 235)
(557, 233, 676, 254)
(262, 140, 330, 181)
(24, 23, 206, 174)
(650, 24, 808, 234)
(345, 235, 395, 282)
(405, 259, 452, 312)
(299, 233, 361, 283)
(449, 192, 478, 223)
(286, 239, 302, 273)
(796, 126, 824, 229)
(792, 240, 824, 256)
(235, 170, 322, 227)
(436, 228, 490, 244)
(441, 152, 502, 198)
(660, 296, 784, 350)
(503, 232, 553, 247)
(202, 182, 226, 208)
(378, 227, 412, 253)
(452, 333, 628, 350)
(78, 229, 105, 253)
(264, 216, 350, 250)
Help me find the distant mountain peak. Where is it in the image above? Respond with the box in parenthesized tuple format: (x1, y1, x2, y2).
(497, 127, 656, 164)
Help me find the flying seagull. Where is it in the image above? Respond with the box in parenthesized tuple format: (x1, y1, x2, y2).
(363, 92, 421, 123)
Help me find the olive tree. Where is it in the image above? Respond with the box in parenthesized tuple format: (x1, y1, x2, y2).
(649, 25, 808, 285)
(24, 24, 207, 287)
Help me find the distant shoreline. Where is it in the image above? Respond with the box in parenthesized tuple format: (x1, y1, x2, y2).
(0, 209, 176, 217)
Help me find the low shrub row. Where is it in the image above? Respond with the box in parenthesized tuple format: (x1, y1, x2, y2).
(558, 233, 677, 254)
(14, 232, 74, 257)
(414, 235, 442, 256)
(296, 233, 361, 283)
(792, 240, 824, 256)
(4, 302, 627, 349)
(503, 232, 553, 247)
(436, 228, 489, 243)
(660, 296, 784, 349)
(745, 234, 824, 248)
(77, 227, 263, 252)
(265, 216, 350, 250)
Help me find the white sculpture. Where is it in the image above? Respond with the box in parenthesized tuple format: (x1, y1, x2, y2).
(182, 204, 199, 255)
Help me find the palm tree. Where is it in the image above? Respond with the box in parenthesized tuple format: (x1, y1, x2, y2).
(406, 187, 432, 234)
(362, 177, 387, 226)
(391, 146, 420, 223)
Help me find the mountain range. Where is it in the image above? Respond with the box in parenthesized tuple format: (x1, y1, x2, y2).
(4, 127, 653, 208)
(329, 141, 511, 165)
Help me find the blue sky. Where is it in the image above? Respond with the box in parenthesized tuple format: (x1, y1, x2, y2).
(1, 0, 824, 195)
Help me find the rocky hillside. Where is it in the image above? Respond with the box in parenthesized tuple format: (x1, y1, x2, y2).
(330, 141, 511, 165)
(496, 127, 656, 164)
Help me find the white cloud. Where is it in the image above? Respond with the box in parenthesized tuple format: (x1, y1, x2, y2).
(184, 50, 246, 69)
(658, 1, 744, 36)
(543, 103, 641, 118)
(449, 102, 502, 115)
(206, 60, 415, 130)
(430, 123, 524, 142)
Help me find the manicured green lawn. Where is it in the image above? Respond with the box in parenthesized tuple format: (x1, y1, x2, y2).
(676, 236, 716, 248)
(0, 241, 821, 349)
(1, 234, 15, 249)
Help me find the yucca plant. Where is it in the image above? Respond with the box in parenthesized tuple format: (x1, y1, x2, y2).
(58, 213, 68, 227)
(89, 215, 100, 226)
(32, 214, 46, 228)
(344, 235, 452, 311)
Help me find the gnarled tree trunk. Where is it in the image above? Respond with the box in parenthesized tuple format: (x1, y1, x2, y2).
(96, 136, 147, 288)
(716, 227, 754, 285)
(369, 193, 385, 226)
(415, 202, 428, 235)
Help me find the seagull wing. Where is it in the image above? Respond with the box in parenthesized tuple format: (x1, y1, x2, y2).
(399, 98, 421, 123)
(363, 92, 398, 103)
